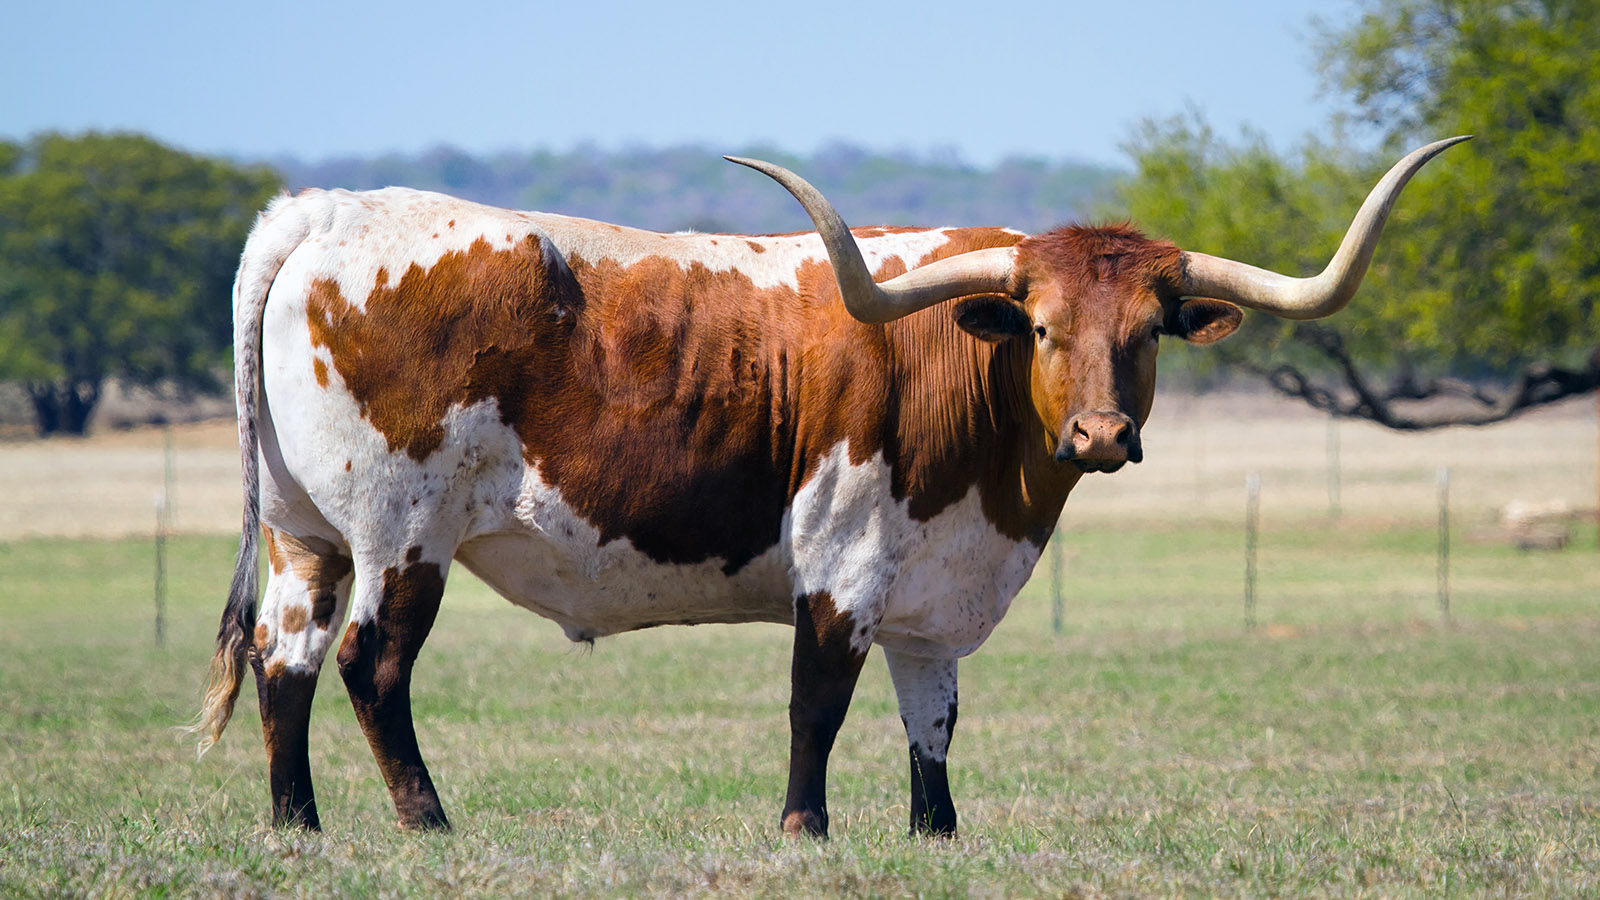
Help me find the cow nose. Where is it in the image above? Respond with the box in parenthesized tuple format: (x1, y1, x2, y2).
(1056, 411, 1140, 470)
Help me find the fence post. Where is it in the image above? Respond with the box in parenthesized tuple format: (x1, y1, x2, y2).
(1326, 414, 1341, 522)
(1437, 466, 1450, 623)
(153, 426, 174, 648)
(154, 496, 167, 647)
(162, 425, 176, 531)
(1050, 525, 1064, 634)
(1244, 471, 1260, 630)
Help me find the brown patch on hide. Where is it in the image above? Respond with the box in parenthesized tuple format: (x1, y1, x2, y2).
(263, 527, 285, 575)
(307, 235, 564, 463)
(281, 606, 308, 634)
(262, 528, 353, 629)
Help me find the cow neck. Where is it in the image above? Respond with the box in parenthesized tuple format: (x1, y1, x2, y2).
(878, 309, 1079, 548)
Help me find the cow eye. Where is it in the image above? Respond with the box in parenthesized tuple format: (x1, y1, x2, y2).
(1033, 324, 1048, 341)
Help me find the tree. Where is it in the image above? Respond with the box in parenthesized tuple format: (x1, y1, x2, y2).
(0, 133, 280, 435)
(1120, 0, 1600, 428)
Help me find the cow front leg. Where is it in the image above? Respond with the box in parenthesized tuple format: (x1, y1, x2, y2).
(884, 649, 958, 836)
(782, 590, 870, 838)
(250, 529, 354, 830)
(336, 549, 450, 830)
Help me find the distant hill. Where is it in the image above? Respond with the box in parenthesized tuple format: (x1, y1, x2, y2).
(269, 143, 1123, 235)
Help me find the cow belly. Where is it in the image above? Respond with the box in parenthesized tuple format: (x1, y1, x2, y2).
(454, 466, 792, 640)
(454, 447, 1041, 657)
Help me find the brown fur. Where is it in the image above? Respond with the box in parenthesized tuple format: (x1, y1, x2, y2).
(336, 553, 450, 830)
(1015, 226, 1182, 437)
(307, 236, 564, 463)
(281, 607, 308, 634)
(250, 665, 320, 828)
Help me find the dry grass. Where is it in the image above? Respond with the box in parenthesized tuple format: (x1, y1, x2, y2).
(2, 524, 1597, 898)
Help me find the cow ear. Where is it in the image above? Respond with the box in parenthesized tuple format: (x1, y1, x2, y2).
(1167, 298, 1242, 345)
(952, 295, 1031, 343)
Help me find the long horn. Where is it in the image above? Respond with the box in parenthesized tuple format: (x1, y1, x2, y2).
(726, 156, 1017, 324)
(1180, 135, 1472, 320)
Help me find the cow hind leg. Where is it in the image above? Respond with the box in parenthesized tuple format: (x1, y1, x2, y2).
(250, 529, 355, 830)
(336, 545, 451, 830)
(781, 591, 870, 838)
(884, 650, 959, 837)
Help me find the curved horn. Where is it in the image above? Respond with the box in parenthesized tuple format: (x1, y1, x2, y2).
(726, 156, 1017, 324)
(1180, 135, 1472, 320)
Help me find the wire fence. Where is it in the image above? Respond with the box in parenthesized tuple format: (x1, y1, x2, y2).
(0, 393, 1594, 643)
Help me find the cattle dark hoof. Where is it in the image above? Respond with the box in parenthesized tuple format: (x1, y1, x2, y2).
(271, 809, 322, 832)
(398, 810, 451, 832)
(781, 809, 827, 839)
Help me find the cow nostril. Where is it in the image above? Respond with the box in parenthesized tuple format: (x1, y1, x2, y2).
(1114, 422, 1132, 446)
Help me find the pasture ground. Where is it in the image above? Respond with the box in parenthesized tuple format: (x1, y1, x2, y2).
(1, 391, 1597, 897)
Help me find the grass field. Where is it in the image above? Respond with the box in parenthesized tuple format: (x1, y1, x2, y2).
(2, 393, 1598, 897)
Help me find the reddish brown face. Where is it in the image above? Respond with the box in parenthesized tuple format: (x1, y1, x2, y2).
(1025, 277, 1161, 473)
(974, 226, 1243, 475)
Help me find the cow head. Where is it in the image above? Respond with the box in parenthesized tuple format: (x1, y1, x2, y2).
(728, 136, 1468, 473)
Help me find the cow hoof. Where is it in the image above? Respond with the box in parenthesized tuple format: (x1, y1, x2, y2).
(781, 809, 827, 839)
(397, 811, 451, 832)
(270, 813, 322, 832)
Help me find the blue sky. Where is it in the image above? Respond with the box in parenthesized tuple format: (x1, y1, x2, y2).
(4, 0, 1359, 166)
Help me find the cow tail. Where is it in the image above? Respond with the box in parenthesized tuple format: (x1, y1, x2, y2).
(191, 193, 312, 757)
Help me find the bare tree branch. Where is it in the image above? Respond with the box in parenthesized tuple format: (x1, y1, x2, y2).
(1243, 326, 1600, 430)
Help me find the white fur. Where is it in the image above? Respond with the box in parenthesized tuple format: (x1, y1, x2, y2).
(255, 559, 353, 675)
(885, 650, 958, 760)
(268, 187, 1012, 301)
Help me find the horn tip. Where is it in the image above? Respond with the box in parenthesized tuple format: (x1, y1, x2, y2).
(1429, 135, 1474, 154)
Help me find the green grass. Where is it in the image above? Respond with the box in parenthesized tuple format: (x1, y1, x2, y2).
(1, 524, 1598, 898)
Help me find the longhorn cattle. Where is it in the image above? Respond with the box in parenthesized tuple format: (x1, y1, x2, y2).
(195, 137, 1467, 837)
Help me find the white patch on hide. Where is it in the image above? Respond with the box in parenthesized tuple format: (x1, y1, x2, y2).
(787, 442, 1042, 658)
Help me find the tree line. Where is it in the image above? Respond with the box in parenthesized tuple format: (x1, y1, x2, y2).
(1, 0, 1594, 437)
(274, 144, 1117, 236)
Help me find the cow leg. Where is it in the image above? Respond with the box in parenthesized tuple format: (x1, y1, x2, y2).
(884, 650, 959, 836)
(336, 546, 450, 830)
(782, 590, 870, 838)
(250, 528, 354, 830)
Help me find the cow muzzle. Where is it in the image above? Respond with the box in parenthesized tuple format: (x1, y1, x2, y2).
(1055, 411, 1141, 473)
